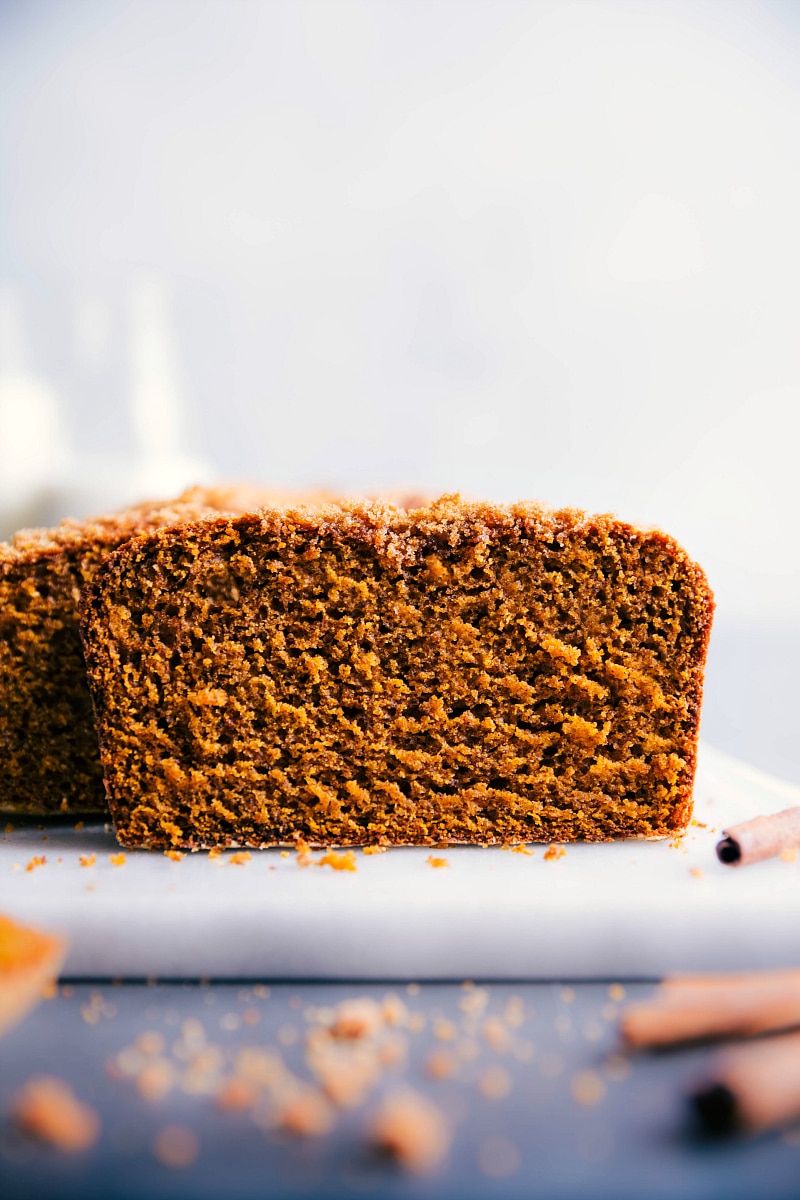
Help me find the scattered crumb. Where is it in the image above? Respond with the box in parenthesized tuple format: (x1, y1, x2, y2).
(426, 1048, 457, 1079)
(478, 1133, 521, 1178)
(608, 983, 626, 1002)
(381, 993, 408, 1027)
(5, 822, 13, 834)
(544, 845, 566, 862)
(165, 850, 184, 862)
(110, 853, 126, 867)
(363, 845, 388, 855)
(318, 850, 357, 872)
(691, 819, 707, 829)
(229, 852, 251, 866)
(426, 855, 449, 868)
(457, 1039, 479, 1061)
(280, 850, 290, 859)
(504, 996, 525, 1027)
(74, 821, 84, 831)
(315, 1053, 379, 1109)
(571, 1070, 606, 1107)
(479, 1065, 512, 1100)
(276, 1085, 335, 1136)
(781, 848, 798, 863)
(482, 1017, 509, 1051)
(10, 863, 21, 871)
(604, 1054, 631, 1082)
(511, 844, 534, 855)
(331, 997, 384, 1040)
(207, 848, 221, 860)
(371, 1090, 451, 1173)
(136, 1059, 176, 1101)
(252, 984, 270, 999)
(12, 1076, 99, 1152)
(214, 1076, 260, 1111)
(79, 854, 96, 868)
(433, 1018, 457, 1042)
(136, 1031, 165, 1057)
(153, 1125, 199, 1168)
(378, 1033, 408, 1068)
(26, 856, 46, 872)
(561, 987, 576, 1004)
(690, 867, 704, 878)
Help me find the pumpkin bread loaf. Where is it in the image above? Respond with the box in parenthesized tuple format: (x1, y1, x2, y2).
(81, 497, 713, 849)
(0, 485, 290, 815)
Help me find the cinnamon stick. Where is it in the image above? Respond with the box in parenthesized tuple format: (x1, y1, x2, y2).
(621, 969, 800, 1049)
(692, 1030, 800, 1135)
(717, 807, 800, 866)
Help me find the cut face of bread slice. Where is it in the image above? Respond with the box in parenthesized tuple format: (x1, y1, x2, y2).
(0, 486, 293, 815)
(0, 915, 67, 1039)
(81, 497, 714, 849)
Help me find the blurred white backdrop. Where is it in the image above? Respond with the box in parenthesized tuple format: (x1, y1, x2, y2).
(1, 0, 798, 776)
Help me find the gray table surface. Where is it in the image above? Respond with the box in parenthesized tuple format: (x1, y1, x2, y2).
(2, 979, 800, 1200)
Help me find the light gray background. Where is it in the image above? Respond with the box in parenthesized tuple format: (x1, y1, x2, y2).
(1, 0, 798, 780)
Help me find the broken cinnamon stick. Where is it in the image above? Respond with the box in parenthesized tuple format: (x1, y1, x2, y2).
(621, 969, 800, 1049)
(716, 807, 800, 866)
(691, 1030, 800, 1135)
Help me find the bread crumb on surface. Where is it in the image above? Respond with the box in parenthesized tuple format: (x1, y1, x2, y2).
(689, 866, 704, 878)
(26, 856, 46, 872)
(317, 850, 357, 872)
(543, 845, 566, 862)
(571, 1070, 607, 1106)
(214, 1076, 260, 1112)
(371, 1090, 451, 1173)
(479, 1065, 513, 1100)
(229, 852, 251, 866)
(207, 848, 221, 860)
(13, 1076, 99, 1152)
(425, 1048, 458, 1080)
(426, 855, 449, 869)
(331, 997, 384, 1040)
(510, 844, 534, 856)
(781, 848, 798, 863)
(74, 821, 84, 831)
(478, 1133, 521, 1178)
(363, 845, 388, 855)
(109, 853, 126, 867)
(608, 983, 626, 1002)
(4, 822, 13, 834)
(153, 1124, 199, 1168)
(136, 1059, 176, 1101)
(78, 854, 96, 867)
(275, 1085, 335, 1136)
(165, 850, 184, 862)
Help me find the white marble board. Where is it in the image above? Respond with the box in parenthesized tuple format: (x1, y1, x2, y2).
(2, 744, 799, 980)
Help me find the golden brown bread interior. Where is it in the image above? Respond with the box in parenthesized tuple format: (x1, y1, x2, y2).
(0, 485, 303, 815)
(81, 496, 714, 849)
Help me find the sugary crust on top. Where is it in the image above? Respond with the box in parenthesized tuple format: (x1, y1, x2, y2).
(0, 484, 320, 565)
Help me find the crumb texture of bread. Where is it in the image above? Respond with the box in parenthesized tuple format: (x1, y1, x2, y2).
(0, 485, 287, 814)
(81, 497, 714, 849)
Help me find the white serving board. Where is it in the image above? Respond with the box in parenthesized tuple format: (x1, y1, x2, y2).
(2, 744, 800, 980)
